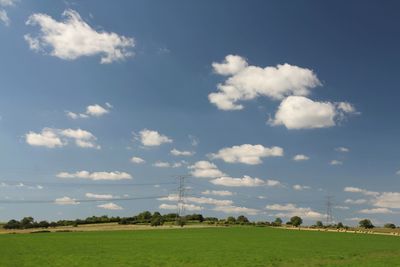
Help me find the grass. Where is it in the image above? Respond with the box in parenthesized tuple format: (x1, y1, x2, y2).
(0, 227, 399, 266)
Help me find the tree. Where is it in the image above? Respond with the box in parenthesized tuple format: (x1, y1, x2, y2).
(137, 211, 152, 222)
(337, 222, 344, 228)
(359, 219, 374, 229)
(226, 216, 236, 224)
(38, 221, 50, 228)
(176, 217, 186, 227)
(237, 215, 249, 224)
(290, 216, 303, 227)
(21, 217, 34, 229)
(273, 217, 282, 226)
(384, 223, 396, 229)
(151, 214, 164, 227)
(3, 219, 21, 229)
(316, 221, 324, 228)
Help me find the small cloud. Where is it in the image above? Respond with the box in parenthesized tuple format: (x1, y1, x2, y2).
(85, 193, 114, 200)
(293, 184, 311, 191)
(293, 154, 309, 161)
(66, 103, 111, 119)
(210, 176, 279, 187)
(330, 160, 342, 165)
(134, 129, 172, 147)
(335, 147, 349, 152)
(54, 196, 79, 205)
(130, 156, 145, 164)
(358, 208, 394, 214)
(170, 148, 194, 156)
(210, 144, 283, 165)
(188, 161, 225, 178)
(97, 202, 123, 210)
(57, 171, 132, 181)
(153, 161, 170, 168)
(344, 198, 367, 205)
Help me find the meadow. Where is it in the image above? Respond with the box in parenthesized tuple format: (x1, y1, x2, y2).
(0, 227, 399, 267)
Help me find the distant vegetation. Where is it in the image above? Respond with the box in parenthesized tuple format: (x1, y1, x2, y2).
(2, 212, 397, 231)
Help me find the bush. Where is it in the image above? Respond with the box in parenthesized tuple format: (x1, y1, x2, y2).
(384, 223, 396, 229)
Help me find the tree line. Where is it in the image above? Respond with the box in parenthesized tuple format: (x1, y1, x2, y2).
(2, 212, 396, 230)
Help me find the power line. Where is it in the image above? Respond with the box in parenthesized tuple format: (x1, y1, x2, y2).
(0, 180, 176, 187)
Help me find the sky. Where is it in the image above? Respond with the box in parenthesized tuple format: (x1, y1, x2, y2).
(0, 0, 399, 225)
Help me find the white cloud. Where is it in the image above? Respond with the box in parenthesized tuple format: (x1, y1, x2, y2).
(130, 157, 145, 164)
(372, 192, 400, 209)
(67, 103, 111, 119)
(159, 194, 233, 207)
(137, 129, 172, 147)
(0, 0, 17, 6)
(209, 55, 321, 110)
(337, 102, 356, 113)
(214, 205, 258, 215)
(293, 184, 311, 191)
(210, 144, 283, 165)
(330, 160, 343, 165)
(170, 148, 194, 156)
(159, 203, 203, 211)
(358, 208, 394, 214)
(265, 179, 282, 187)
(344, 187, 378, 196)
(61, 128, 99, 149)
(25, 9, 134, 63)
(212, 54, 248, 76)
(57, 171, 132, 181)
(201, 190, 234, 196)
(25, 128, 65, 148)
(54, 196, 79, 205)
(265, 203, 324, 219)
(344, 198, 367, 205)
(86, 104, 110, 117)
(0, 9, 9, 25)
(188, 161, 225, 178)
(187, 196, 232, 206)
(0, 0, 16, 26)
(336, 147, 350, 152)
(85, 193, 114, 200)
(396, 170, 400, 176)
(293, 154, 309, 161)
(97, 202, 123, 210)
(270, 96, 356, 129)
(210, 175, 280, 187)
(25, 128, 99, 149)
(153, 161, 170, 168)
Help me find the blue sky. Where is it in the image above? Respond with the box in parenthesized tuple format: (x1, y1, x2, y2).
(0, 0, 399, 225)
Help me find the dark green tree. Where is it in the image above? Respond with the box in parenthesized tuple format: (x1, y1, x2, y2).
(290, 216, 303, 227)
(151, 213, 164, 227)
(384, 223, 396, 229)
(359, 219, 374, 229)
(237, 215, 249, 224)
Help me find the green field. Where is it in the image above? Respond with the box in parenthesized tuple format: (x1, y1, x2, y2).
(1, 227, 399, 267)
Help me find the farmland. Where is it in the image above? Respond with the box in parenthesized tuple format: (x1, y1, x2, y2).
(0, 227, 399, 266)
